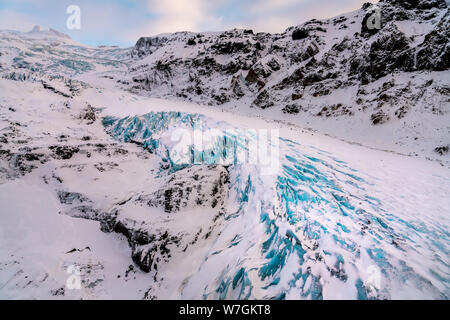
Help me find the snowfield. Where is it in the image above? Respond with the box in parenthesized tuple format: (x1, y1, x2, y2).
(0, 0, 449, 300)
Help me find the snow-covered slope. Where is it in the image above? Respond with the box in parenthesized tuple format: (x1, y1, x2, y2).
(0, 25, 130, 82)
(0, 0, 449, 300)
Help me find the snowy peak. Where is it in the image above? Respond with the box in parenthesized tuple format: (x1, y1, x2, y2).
(0, 25, 130, 81)
(29, 25, 42, 33)
(27, 25, 72, 40)
(121, 0, 449, 160)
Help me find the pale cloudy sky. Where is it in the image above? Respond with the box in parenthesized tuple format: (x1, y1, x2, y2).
(0, 0, 377, 47)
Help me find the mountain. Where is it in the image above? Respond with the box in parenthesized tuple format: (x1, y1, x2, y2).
(0, 25, 130, 81)
(0, 0, 449, 300)
(121, 0, 449, 161)
(28, 25, 72, 40)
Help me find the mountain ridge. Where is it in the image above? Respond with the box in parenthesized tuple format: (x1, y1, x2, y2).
(116, 0, 448, 161)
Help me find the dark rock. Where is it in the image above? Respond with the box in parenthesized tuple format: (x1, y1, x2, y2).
(292, 28, 309, 40)
(361, 5, 383, 36)
(143, 165, 229, 213)
(51, 287, 65, 296)
(253, 90, 274, 109)
(132, 36, 168, 58)
(49, 145, 80, 160)
(131, 232, 179, 272)
(352, 30, 411, 83)
(282, 104, 301, 114)
(434, 145, 449, 155)
(7, 152, 47, 177)
(230, 74, 246, 98)
(415, 13, 450, 71)
(291, 93, 303, 100)
(211, 41, 252, 55)
(394, 106, 409, 119)
(317, 104, 353, 117)
(80, 104, 96, 124)
(370, 111, 389, 125)
(41, 81, 71, 98)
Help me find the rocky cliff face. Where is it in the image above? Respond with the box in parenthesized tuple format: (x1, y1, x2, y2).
(124, 0, 448, 136)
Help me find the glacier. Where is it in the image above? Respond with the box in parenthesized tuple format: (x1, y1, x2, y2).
(99, 111, 449, 299)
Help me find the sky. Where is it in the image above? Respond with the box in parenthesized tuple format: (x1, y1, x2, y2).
(0, 0, 377, 47)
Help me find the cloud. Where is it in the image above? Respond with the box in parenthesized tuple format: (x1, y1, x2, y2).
(0, 0, 378, 46)
(0, 9, 39, 32)
(146, 0, 207, 32)
(134, 0, 226, 35)
(131, 0, 376, 38)
(234, 0, 377, 33)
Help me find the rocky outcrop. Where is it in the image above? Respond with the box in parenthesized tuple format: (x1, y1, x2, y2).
(56, 163, 230, 273)
(415, 10, 450, 71)
(141, 165, 229, 213)
(131, 36, 168, 58)
(122, 0, 448, 130)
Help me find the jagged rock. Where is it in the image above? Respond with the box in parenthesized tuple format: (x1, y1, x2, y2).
(131, 36, 168, 58)
(121, 0, 448, 120)
(317, 104, 353, 117)
(141, 165, 229, 213)
(79, 104, 96, 124)
(41, 81, 71, 98)
(415, 12, 450, 71)
(291, 92, 303, 100)
(394, 105, 409, 119)
(434, 145, 449, 155)
(253, 90, 274, 109)
(57, 191, 92, 205)
(370, 111, 389, 125)
(49, 145, 80, 160)
(211, 40, 252, 55)
(230, 73, 246, 97)
(383, 0, 446, 10)
(282, 104, 301, 114)
(292, 28, 309, 40)
(131, 232, 180, 272)
(7, 152, 48, 177)
(351, 28, 411, 83)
